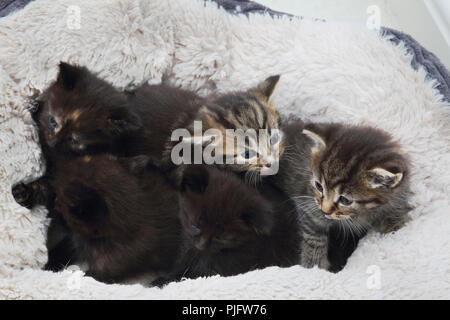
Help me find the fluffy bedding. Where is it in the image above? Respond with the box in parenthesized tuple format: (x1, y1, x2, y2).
(0, 0, 449, 299)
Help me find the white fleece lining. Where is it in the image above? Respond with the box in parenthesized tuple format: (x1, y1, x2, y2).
(0, 0, 448, 299)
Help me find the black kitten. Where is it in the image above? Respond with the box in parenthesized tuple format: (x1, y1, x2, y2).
(54, 155, 181, 284)
(172, 165, 300, 280)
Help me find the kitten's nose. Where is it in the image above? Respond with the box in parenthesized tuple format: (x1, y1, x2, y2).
(321, 205, 335, 216)
(321, 201, 335, 215)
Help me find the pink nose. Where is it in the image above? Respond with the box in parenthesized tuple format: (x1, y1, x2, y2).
(321, 204, 336, 215)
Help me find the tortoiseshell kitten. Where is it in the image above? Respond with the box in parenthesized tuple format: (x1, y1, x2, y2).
(11, 62, 147, 269)
(11, 63, 142, 208)
(274, 117, 412, 271)
(53, 154, 181, 284)
(170, 165, 300, 281)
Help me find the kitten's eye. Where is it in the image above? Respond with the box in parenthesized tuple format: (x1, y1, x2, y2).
(315, 181, 323, 193)
(339, 196, 353, 206)
(48, 115, 58, 130)
(270, 133, 280, 146)
(243, 149, 257, 159)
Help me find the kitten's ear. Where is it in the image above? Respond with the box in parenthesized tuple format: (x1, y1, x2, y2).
(107, 107, 142, 135)
(367, 167, 404, 189)
(253, 75, 280, 101)
(180, 166, 210, 194)
(302, 128, 326, 153)
(57, 62, 83, 90)
(242, 204, 274, 235)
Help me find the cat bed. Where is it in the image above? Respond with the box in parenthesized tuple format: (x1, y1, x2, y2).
(0, 0, 449, 299)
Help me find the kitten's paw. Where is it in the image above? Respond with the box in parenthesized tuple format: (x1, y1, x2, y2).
(301, 255, 330, 270)
(300, 245, 330, 270)
(318, 256, 331, 271)
(300, 252, 317, 269)
(12, 183, 34, 209)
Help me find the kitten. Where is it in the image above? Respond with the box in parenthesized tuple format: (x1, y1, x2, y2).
(53, 154, 181, 284)
(274, 117, 412, 271)
(172, 165, 300, 280)
(166, 75, 284, 179)
(29, 62, 283, 177)
(11, 62, 142, 210)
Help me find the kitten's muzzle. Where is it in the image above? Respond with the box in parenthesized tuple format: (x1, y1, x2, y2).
(324, 212, 351, 220)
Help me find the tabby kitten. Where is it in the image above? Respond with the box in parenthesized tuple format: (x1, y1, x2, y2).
(172, 165, 300, 281)
(166, 75, 284, 179)
(53, 154, 181, 284)
(275, 117, 412, 270)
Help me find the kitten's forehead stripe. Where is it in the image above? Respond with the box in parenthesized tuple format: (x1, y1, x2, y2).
(320, 132, 377, 189)
(217, 111, 235, 130)
(254, 98, 268, 128)
(226, 109, 244, 128)
(246, 99, 261, 128)
(202, 106, 234, 130)
(249, 96, 266, 128)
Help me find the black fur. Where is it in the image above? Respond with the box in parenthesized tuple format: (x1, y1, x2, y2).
(54, 155, 181, 284)
(171, 166, 300, 281)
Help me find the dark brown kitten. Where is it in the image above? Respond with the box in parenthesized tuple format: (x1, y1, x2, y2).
(274, 117, 413, 270)
(172, 166, 300, 280)
(53, 154, 181, 284)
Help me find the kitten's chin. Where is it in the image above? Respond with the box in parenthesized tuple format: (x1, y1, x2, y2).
(259, 166, 277, 176)
(324, 214, 352, 221)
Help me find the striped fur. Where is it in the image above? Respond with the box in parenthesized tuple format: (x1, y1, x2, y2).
(274, 117, 413, 271)
(188, 76, 284, 178)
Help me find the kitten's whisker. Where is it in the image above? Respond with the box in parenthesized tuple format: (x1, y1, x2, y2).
(290, 195, 315, 200)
